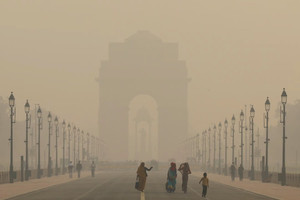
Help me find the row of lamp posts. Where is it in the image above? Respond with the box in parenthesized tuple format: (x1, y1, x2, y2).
(8, 92, 99, 183)
(186, 88, 287, 185)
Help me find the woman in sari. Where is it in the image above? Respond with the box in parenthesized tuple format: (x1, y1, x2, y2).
(166, 162, 177, 193)
(136, 162, 153, 192)
(178, 162, 191, 193)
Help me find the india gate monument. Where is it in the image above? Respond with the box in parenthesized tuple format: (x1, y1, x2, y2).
(98, 31, 188, 161)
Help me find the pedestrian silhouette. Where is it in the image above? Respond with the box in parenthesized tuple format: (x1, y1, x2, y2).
(76, 161, 82, 178)
(199, 172, 209, 198)
(230, 162, 236, 181)
(91, 161, 96, 177)
(166, 162, 177, 193)
(136, 162, 153, 192)
(68, 161, 73, 178)
(238, 164, 244, 181)
(178, 162, 191, 193)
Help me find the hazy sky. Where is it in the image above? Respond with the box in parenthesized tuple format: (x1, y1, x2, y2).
(0, 0, 299, 136)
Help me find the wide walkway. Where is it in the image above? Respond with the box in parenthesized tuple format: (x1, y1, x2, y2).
(0, 171, 92, 200)
(193, 172, 300, 200)
(6, 171, 275, 200)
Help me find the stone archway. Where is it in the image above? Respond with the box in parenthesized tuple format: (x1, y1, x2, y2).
(128, 95, 159, 161)
(98, 31, 188, 161)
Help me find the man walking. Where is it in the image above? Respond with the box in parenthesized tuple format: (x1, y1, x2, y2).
(230, 162, 236, 181)
(91, 161, 96, 177)
(76, 161, 82, 178)
(68, 161, 73, 178)
(238, 164, 244, 181)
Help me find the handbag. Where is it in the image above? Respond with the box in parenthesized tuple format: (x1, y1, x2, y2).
(165, 181, 168, 190)
(135, 176, 139, 190)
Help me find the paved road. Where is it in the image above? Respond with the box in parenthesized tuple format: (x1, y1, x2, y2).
(8, 171, 277, 200)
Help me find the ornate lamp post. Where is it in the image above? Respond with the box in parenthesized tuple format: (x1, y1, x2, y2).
(87, 132, 90, 161)
(203, 131, 207, 168)
(47, 112, 52, 177)
(91, 135, 95, 160)
(62, 120, 66, 174)
(54, 117, 59, 175)
(224, 119, 228, 175)
(208, 128, 211, 168)
(250, 106, 255, 180)
(77, 128, 80, 162)
(96, 137, 100, 161)
(37, 106, 42, 179)
(24, 100, 31, 181)
(231, 115, 236, 164)
(264, 97, 270, 180)
(68, 123, 71, 164)
(280, 88, 287, 186)
(9, 92, 16, 183)
(196, 133, 200, 165)
(213, 124, 217, 172)
(218, 122, 222, 174)
(240, 110, 244, 168)
(73, 126, 76, 164)
(81, 130, 84, 161)
(201, 132, 204, 167)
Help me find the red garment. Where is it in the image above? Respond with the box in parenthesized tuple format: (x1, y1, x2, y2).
(171, 162, 176, 171)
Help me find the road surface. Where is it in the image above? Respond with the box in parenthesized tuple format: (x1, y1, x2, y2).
(8, 171, 276, 200)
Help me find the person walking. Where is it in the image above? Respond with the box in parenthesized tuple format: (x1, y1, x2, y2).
(91, 161, 96, 177)
(178, 162, 191, 193)
(68, 161, 73, 178)
(199, 172, 209, 198)
(76, 161, 82, 178)
(238, 164, 244, 181)
(136, 162, 153, 192)
(166, 162, 177, 193)
(230, 162, 236, 181)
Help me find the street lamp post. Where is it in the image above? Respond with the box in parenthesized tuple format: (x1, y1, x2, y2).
(9, 92, 16, 183)
(54, 117, 59, 176)
(231, 115, 236, 164)
(77, 128, 80, 162)
(250, 106, 255, 180)
(96, 137, 100, 161)
(68, 123, 71, 164)
(204, 131, 207, 168)
(47, 112, 52, 177)
(24, 100, 31, 181)
(224, 119, 228, 175)
(87, 132, 90, 161)
(280, 88, 287, 186)
(213, 125, 217, 172)
(190, 137, 193, 159)
(62, 120, 66, 174)
(208, 128, 211, 168)
(91, 135, 94, 160)
(37, 106, 42, 179)
(196, 134, 200, 165)
(264, 97, 270, 181)
(218, 122, 222, 174)
(81, 131, 84, 162)
(73, 126, 76, 164)
(240, 110, 244, 168)
(201, 132, 204, 167)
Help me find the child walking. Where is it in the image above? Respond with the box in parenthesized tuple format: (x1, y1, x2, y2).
(199, 172, 209, 198)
